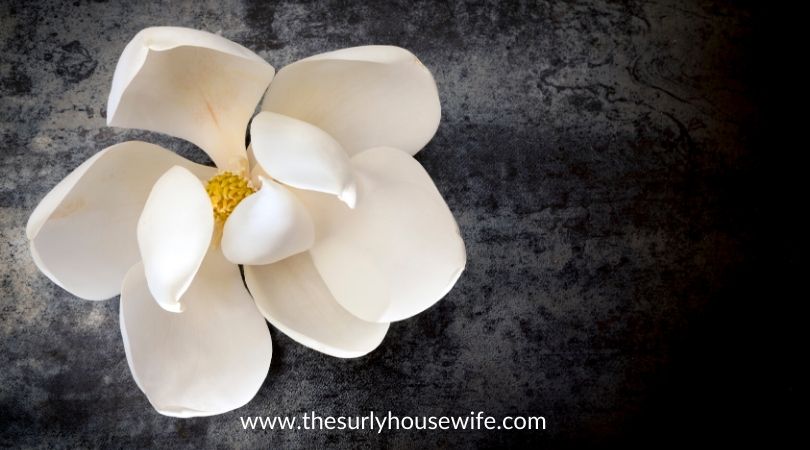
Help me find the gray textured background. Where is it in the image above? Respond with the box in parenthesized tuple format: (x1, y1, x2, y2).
(1, 0, 791, 448)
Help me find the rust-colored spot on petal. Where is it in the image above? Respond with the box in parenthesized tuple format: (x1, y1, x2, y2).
(204, 98, 220, 128)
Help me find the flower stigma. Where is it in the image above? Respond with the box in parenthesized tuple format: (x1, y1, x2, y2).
(205, 171, 255, 222)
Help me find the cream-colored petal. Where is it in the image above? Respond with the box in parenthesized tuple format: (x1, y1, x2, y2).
(299, 147, 465, 323)
(221, 178, 314, 265)
(107, 27, 275, 170)
(246, 144, 270, 186)
(137, 166, 214, 312)
(262, 46, 440, 156)
(250, 111, 356, 207)
(120, 247, 272, 418)
(26, 142, 215, 301)
(244, 252, 388, 358)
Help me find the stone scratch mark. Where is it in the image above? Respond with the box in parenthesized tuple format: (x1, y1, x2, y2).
(628, 56, 692, 105)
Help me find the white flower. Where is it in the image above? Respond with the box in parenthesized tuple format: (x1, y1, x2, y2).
(26, 27, 465, 418)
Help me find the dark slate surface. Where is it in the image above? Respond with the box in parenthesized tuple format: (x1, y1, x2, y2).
(0, 0, 793, 448)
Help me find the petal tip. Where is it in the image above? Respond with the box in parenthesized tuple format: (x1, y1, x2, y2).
(158, 298, 185, 313)
(338, 181, 357, 209)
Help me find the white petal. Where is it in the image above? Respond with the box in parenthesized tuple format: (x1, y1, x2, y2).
(262, 46, 440, 156)
(245, 252, 388, 358)
(137, 166, 214, 312)
(221, 178, 314, 265)
(107, 27, 275, 170)
(120, 247, 272, 418)
(250, 111, 356, 207)
(27, 142, 215, 301)
(300, 147, 465, 323)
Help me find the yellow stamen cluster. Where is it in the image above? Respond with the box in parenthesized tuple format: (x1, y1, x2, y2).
(205, 171, 255, 222)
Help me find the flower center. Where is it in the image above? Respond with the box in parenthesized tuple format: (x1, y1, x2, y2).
(205, 171, 255, 222)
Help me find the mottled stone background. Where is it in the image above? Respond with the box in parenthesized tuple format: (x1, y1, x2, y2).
(0, 0, 794, 448)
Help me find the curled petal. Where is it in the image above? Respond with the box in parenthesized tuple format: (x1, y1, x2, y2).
(263, 46, 440, 156)
(245, 252, 389, 358)
(250, 111, 356, 207)
(300, 147, 466, 323)
(221, 178, 314, 266)
(137, 166, 214, 312)
(120, 247, 272, 418)
(107, 27, 275, 170)
(27, 142, 214, 300)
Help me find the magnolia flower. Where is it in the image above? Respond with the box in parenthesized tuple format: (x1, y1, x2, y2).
(26, 27, 465, 417)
